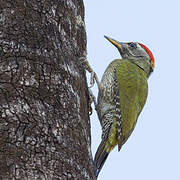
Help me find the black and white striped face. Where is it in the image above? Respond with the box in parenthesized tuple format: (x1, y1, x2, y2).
(120, 42, 150, 60)
(104, 36, 155, 71)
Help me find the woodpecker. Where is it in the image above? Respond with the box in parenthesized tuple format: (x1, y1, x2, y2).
(94, 36, 155, 177)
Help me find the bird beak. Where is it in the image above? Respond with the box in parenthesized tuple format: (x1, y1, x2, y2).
(104, 35, 124, 52)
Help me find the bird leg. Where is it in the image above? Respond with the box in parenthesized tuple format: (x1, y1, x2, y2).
(79, 57, 100, 89)
(88, 88, 97, 115)
(79, 56, 100, 114)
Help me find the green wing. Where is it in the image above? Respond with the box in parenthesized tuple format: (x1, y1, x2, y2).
(116, 59, 148, 145)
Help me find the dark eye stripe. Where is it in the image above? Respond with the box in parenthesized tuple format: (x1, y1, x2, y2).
(128, 42, 136, 48)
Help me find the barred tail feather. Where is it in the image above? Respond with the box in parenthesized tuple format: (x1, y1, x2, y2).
(94, 140, 109, 177)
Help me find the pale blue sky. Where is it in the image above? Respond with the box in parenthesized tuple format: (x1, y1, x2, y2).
(84, 0, 180, 179)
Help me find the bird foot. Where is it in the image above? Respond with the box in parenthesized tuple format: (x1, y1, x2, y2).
(88, 88, 98, 115)
(79, 56, 100, 89)
(79, 56, 100, 115)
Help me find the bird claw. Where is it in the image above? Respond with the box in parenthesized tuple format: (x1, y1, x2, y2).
(88, 88, 97, 106)
(79, 56, 100, 89)
(89, 71, 96, 88)
(88, 88, 97, 115)
(79, 56, 100, 115)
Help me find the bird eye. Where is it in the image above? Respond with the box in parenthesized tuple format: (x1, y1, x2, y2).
(128, 42, 136, 48)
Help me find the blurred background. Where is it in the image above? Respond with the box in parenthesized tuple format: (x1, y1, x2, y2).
(84, 0, 180, 179)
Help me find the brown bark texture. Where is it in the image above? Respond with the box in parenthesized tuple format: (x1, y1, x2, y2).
(0, 0, 95, 179)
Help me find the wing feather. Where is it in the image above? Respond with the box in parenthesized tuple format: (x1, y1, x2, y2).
(115, 60, 148, 145)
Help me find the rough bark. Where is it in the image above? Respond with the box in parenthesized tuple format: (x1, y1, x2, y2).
(0, 0, 95, 179)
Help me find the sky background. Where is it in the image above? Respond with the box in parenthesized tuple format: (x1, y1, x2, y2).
(84, 0, 180, 179)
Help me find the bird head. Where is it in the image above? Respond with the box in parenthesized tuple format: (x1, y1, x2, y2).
(104, 35, 155, 76)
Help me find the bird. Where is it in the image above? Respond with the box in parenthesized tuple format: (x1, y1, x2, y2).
(94, 35, 155, 177)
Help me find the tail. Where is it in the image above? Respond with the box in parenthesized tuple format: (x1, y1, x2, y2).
(94, 140, 109, 178)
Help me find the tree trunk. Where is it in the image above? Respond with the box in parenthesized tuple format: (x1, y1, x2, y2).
(0, 0, 95, 179)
